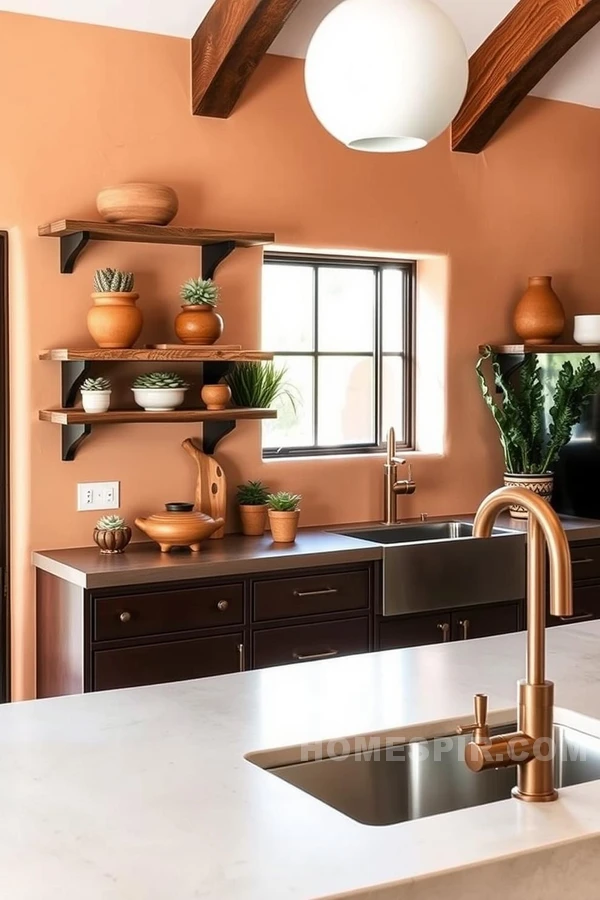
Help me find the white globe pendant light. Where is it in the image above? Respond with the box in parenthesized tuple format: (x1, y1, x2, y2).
(304, 0, 469, 152)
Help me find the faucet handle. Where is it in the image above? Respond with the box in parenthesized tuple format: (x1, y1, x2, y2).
(457, 693, 489, 742)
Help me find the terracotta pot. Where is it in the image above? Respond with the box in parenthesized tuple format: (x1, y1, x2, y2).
(135, 504, 224, 552)
(513, 276, 565, 345)
(93, 527, 132, 554)
(96, 182, 178, 225)
(201, 383, 232, 410)
(88, 292, 143, 349)
(503, 473, 554, 519)
(268, 509, 300, 543)
(239, 504, 268, 536)
(175, 305, 224, 345)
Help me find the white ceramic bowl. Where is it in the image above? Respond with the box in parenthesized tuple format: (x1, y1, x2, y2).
(132, 387, 187, 412)
(81, 390, 111, 414)
(574, 315, 600, 346)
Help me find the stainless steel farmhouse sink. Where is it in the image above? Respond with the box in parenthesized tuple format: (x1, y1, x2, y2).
(249, 723, 600, 827)
(334, 519, 526, 616)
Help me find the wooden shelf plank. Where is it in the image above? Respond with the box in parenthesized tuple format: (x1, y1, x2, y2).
(40, 408, 277, 425)
(38, 219, 274, 248)
(480, 343, 600, 354)
(40, 348, 274, 362)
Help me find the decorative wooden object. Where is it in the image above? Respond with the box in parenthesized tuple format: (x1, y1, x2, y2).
(96, 183, 179, 225)
(134, 507, 224, 552)
(513, 276, 565, 345)
(93, 526, 132, 554)
(452, 0, 600, 153)
(192, 0, 303, 117)
(175, 305, 224, 345)
(183, 438, 227, 539)
(201, 384, 232, 410)
(40, 348, 272, 361)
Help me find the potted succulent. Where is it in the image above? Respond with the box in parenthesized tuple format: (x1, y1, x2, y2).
(132, 372, 189, 411)
(237, 481, 270, 536)
(175, 277, 223, 345)
(477, 346, 600, 518)
(88, 268, 143, 349)
(93, 515, 132, 554)
(80, 376, 111, 414)
(267, 491, 302, 543)
(224, 362, 297, 410)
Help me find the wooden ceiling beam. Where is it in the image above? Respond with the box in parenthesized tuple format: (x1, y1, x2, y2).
(452, 0, 600, 153)
(192, 0, 303, 118)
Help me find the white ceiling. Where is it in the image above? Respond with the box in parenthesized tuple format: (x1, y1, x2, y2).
(2, 0, 600, 108)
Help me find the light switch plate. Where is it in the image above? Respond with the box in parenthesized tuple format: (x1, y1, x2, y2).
(77, 481, 120, 512)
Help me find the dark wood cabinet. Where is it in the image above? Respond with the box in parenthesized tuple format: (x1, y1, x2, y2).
(450, 603, 521, 641)
(254, 617, 369, 668)
(377, 601, 522, 651)
(253, 569, 369, 621)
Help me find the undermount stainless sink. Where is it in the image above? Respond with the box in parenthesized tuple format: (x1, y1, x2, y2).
(250, 724, 600, 827)
(335, 519, 526, 616)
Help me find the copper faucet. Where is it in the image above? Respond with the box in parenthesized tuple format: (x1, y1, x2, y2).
(461, 486, 573, 802)
(383, 427, 416, 525)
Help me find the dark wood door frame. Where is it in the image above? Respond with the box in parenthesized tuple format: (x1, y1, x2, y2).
(0, 232, 9, 702)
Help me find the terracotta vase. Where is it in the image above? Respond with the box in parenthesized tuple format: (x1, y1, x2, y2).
(268, 509, 300, 543)
(513, 276, 565, 345)
(201, 383, 231, 410)
(175, 305, 224, 345)
(503, 473, 554, 519)
(96, 182, 178, 225)
(88, 292, 143, 349)
(93, 527, 132, 554)
(239, 504, 268, 537)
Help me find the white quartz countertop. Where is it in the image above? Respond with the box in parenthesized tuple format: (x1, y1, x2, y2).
(3, 623, 600, 899)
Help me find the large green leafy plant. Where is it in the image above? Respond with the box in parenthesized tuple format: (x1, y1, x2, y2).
(476, 346, 600, 474)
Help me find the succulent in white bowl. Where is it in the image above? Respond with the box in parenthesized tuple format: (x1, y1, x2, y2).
(132, 372, 189, 411)
(80, 376, 112, 413)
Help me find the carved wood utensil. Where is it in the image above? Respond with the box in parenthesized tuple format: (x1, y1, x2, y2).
(182, 438, 226, 539)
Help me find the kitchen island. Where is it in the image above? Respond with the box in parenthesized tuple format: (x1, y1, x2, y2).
(3, 621, 600, 898)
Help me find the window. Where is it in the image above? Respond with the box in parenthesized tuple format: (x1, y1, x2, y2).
(261, 253, 415, 457)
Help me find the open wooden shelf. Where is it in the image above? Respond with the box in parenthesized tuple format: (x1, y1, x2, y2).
(39, 220, 274, 248)
(481, 343, 600, 354)
(40, 348, 273, 362)
(40, 408, 277, 425)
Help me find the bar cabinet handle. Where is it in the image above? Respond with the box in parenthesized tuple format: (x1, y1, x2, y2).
(437, 622, 451, 642)
(459, 619, 470, 640)
(237, 643, 245, 672)
(292, 649, 339, 661)
(293, 588, 339, 598)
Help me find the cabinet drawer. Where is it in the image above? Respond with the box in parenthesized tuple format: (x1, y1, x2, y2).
(253, 569, 369, 622)
(253, 617, 369, 669)
(378, 612, 452, 651)
(93, 583, 244, 641)
(570, 544, 600, 582)
(451, 602, 521, 641)
(93, 633, 244, 691)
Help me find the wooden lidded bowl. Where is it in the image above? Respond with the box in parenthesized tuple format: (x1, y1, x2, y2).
(135, 504, 224, 553)
(96, 183, 179, 225)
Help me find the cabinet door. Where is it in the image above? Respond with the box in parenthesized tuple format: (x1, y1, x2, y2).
(93, 633, 245, 692)
(378, 612, 452, 651)
(253, 617, 369, 669)
(548, 583, 600, 627)
(451, 602, 521, 641)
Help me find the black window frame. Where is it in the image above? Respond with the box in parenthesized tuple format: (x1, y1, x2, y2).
(262, 252, 416, 459)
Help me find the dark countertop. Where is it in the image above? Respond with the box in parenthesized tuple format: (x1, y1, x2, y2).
(33, 513, 600, 590)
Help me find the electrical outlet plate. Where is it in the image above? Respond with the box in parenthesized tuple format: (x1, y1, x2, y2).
(77, 481, 120, 512)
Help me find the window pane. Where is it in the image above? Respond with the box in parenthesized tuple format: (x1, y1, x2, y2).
(382, 268, 405, 352)
(382, 355, 405, 443)
(263, 355, 314, 449)
(318, 267, 375, 352)
(262, 264, 314, 352)
(318, 357, 374, 445)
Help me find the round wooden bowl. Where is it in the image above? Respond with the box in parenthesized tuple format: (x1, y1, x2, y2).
(96, 183, 179, 225)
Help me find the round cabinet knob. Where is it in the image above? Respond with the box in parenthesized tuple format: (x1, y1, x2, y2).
(119, 611, 132, 623)
(217, 600, 229, 612)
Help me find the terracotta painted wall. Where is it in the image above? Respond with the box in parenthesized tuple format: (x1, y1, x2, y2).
(3, 12, 600, 699)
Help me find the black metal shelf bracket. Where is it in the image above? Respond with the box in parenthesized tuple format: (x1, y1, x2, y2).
(202, 241, 236, 280)
(202, 420, 236, 455)
(62, 424, 92, 462)
(60, 231, 90, 274)
(60, 359, 92, 461)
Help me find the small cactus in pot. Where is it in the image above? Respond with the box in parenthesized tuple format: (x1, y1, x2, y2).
(80, 376, 112, 414)
(175, 277, 224, 345)
(93, 515, 132, 554)
(267, 491, 302, 543)
(132, 371, 189, 411)
(89, 267, 142, 349)
(236, 480, 270, 536)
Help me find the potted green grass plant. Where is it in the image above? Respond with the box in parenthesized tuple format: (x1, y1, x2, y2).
(236, 480, 270, 536)
(267, 491, 302, 542)
(224, 362, 297, 412)
(476, 346, 600, 518)
(175, 277, 223, 345)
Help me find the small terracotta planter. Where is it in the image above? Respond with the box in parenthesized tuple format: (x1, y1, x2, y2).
(503, 473, 554, 519)
(93, 527, 132, 554)
(175, 305, 224, 345)
(88, 292, 143, 349)
(268, 509, 300, 543)
(239, 504, 268, 536)
(201, 383, 232, 410)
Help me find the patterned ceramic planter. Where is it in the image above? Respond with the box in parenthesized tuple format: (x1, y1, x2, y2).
(503, 473, 554, 519)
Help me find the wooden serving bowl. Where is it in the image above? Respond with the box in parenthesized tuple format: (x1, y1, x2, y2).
(97, 183, 179, 225)
(135, 507, 224, 552)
